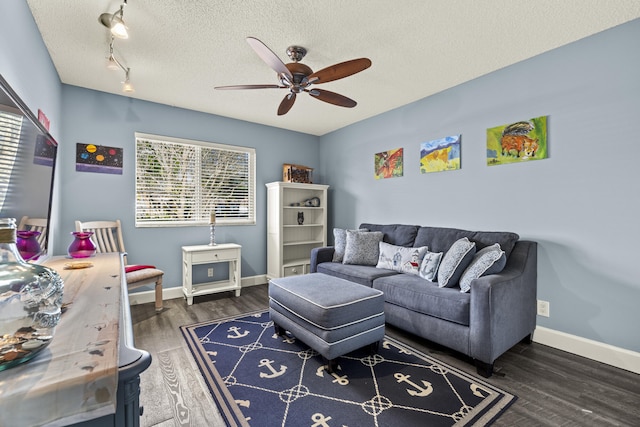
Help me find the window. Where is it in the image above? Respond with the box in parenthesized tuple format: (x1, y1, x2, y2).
(0, 110, 23, 211)
(135, 132, 255, 227)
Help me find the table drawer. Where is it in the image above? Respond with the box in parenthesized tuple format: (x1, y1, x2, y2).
(284, 264, 305, 277)
(191, 248, 239, 263)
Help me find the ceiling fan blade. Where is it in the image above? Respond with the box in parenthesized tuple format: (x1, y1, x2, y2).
(246, 37, 293, 79)
(307, 89, 357, 108)
(215, 84, 283, 90)
(278, 93, 296, 116)
(308, 58, 372, 84)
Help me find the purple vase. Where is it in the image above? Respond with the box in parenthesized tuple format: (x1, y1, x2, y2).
(68, 231, 97, 258)
(16, 230, 42, 261)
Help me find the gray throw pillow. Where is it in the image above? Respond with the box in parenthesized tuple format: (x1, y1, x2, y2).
(437, 237, 476, 288)
(343, 230, 384, 266)
(459, 243, 506, 292)
(332, 228, 367, 262)
(376, 242, 429, 275)
(418, 250, 443, 282)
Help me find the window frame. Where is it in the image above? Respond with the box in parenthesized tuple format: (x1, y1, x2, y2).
(134, 132, 256, 227)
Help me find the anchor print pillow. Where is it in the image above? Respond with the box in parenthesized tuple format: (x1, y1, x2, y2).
(418, 250, 443, 282)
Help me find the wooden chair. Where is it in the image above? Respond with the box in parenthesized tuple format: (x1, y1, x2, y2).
(75, 219, 164, 312)
(18, 216, 48, 249)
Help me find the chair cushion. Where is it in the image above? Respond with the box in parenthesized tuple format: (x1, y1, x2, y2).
(125, 264, 157, 273)
(125, 267, 164, 284)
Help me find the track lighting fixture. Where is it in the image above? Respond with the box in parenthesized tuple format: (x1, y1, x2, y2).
(99, 1, 129, 39)
(106, 40, 120, 70)
(122, 69, 135, 93)
(105, 38, 134, 93)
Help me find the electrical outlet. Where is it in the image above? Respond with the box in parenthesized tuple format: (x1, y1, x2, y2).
(207, 268, 214, 277)
(537, 300, 550, 317)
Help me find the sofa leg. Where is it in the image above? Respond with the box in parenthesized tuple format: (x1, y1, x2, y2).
(368, 340, 380, 355)
(475, 360, 494, 378)
(325, 358, 338, 374)
(521, 333, 533, 344)
(273, 323, 286, 337)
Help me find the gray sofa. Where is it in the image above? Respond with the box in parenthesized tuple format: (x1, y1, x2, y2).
(310, 223, 537, 377)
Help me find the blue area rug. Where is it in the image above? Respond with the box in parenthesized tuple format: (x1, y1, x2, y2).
(181, 310, 516, 426)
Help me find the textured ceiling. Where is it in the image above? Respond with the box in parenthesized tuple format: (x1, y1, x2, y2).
(27, 1, 640, 136)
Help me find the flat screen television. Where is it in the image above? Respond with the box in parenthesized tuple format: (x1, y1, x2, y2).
(0, 74, 58, 260)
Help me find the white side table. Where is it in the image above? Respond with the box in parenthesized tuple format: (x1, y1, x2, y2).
(182, 243, 242, 305)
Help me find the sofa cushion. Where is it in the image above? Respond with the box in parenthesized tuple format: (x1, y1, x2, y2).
(459, 244, 507, 293)
(359, 223, 419, 247)
(438, 237, 476, 288)
(317, 262, 398, 288)
(418, 250, 443, 281)
(332, 228, 367, 262)
(414, 226, 519, 258)
(343, 230, 384, 265)
(376, 242, 428, 275)
(373, 274, 471, 326)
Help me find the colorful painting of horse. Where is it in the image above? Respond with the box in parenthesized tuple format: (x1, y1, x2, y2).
(420, 135, 461, 174)
(374, 148, 403, 179)
(487, 116, 548, 166)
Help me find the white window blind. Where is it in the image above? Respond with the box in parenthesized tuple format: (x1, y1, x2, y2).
(135, 132, 256, 227)
(0, 111, 23, 211)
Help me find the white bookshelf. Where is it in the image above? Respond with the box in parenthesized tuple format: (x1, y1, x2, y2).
(266, 181, 329, 279)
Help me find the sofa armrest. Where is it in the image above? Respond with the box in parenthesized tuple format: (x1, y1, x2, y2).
(310, 246, 335, 273)
(469, 240, 537, 365)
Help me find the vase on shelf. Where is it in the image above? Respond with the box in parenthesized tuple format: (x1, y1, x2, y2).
(16, 230, 42, 261)
(67, 231, 97, 258)
(0, 218, 64, 371)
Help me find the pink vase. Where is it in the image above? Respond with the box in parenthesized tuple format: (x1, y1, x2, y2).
(16, 230, 42, 261)
(68, 231, 97, 258)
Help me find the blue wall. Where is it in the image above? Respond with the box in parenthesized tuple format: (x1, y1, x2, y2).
(318, 19, 640, 353)
(57, 86, 319, 288)
(3, 1, 639, 354)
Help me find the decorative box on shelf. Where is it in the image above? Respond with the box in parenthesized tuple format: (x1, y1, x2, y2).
(283, 163, 313, 183)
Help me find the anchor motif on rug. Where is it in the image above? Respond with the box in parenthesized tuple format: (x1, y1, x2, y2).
(227, 326, 250, 339)
(383, 339, 411, 354)
(315, 365, 349, 385)
(259, 358, 287, 378)
(394, 373, 433, 397)
(311, 413, 343, 427)
(471, 383, 489, 398)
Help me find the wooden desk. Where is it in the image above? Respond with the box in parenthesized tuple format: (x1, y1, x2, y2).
(182, 243, 242, 305)
(0, 253, 150, 427)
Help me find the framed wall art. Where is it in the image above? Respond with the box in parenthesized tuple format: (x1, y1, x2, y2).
(374, 148, 403, 179)
(420, 135, 461, 174)
(487, 116, 548, 166)
(76, 143, 123, 175)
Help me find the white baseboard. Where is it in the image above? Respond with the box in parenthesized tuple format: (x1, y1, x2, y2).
(128, 274, 268, 306)
(533, 326, 640, 375)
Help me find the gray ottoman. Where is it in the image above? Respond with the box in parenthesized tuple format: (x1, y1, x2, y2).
(269, 273, 385, 371)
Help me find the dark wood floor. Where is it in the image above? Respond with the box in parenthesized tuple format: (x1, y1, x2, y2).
(130, 285, 640, 426)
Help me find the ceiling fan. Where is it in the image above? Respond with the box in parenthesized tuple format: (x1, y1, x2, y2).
(215, 37, 372, 116)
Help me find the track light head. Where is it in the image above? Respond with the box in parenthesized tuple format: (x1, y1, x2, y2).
(122, 69, 135, 93)
(99, 4, 128, 39)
